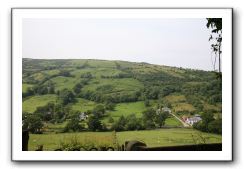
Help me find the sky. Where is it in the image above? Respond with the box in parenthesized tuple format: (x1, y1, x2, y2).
(22, 18, 214, 71)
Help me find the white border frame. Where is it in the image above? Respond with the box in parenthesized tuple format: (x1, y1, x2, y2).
(12, 8, 232, 161)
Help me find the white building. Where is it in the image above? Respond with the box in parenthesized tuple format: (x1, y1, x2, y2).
(79, 112, 89, 121)
(185, 115, 202, 126)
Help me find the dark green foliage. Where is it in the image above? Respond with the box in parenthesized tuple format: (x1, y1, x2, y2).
(80, 72, 92, 78)
(112, 116, 126, 131)
(201, 112, 215, 124)
(59, 89, 75, 105)
(208, 119, 222, 134)
(79, 90, 140, 103)
(22, 87, 35, 98)
(142, 108, 156, 129)
(125, 114, 144, 130)
(31, 82, 55, 95)
(105, 102, 115, 111)
(193, 111, 221, 134)
(142, 108, 169, 129)
(22, 112, 43, 134)
(93, 104, 105, 118)
(73, 83, 83, 94)
(144, 99, 150, 107)
(63, 118, 83, 132)
(59, 70, 72, 77)
(108, 117, 114, 123)
(34, 102, 66, 123)
(87, 115, 103, 131)
(101, 73, 132, 79)
(155, 111, 169, 128)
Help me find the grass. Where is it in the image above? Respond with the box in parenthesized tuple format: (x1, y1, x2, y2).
(82, 78, 144, 93)
(29, 72, 46, 82)
(28, 128, 222, 150)
(165, 116, 183, 127)
(164, 94, 186, 103)
(22, 94, 57, 113)
(28, 132, 116, 151)
(116, 128, 221, 147)
(71, 67, 123, 78)
(22, 83, 33, 93)
(48, 76, 80, 92)
(172, 102, 196, 112)
(41, 69, 60, 76)
(71, 98, 96, 112)
(106, 101, 147, 121)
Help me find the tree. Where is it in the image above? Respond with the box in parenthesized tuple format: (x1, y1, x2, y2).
(63, 117, 83, 132)
(155, 111, 169, 128)
(22, 113, 43, 134)
(80, 72, 92, 78)
(206, 18, 222, 74)
(59, 70, 72, 77)
(59, 89, 75, 105)
(144, 99, 150, 107)
(142, 108, 156, 129)
(87, 115, 102, 131)
(73, 83, 82, 94)
(125, 114, 144, 130)
(105, 102, 115, 111)
(92, 104, 105, 118)
(112, 115, 126, 131)
(193, 111, 220, 133)
(108, 116, 114, 123)
(208, 119, 222, 134)
(201, 112, 214, 124)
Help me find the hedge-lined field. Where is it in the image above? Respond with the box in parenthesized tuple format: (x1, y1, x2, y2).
(28, 128, 222, 151)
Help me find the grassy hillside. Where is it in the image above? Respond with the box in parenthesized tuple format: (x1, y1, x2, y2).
(22, 58, 222, 149)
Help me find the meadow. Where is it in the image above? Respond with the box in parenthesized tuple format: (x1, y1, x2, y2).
(28, 128, 222, 151)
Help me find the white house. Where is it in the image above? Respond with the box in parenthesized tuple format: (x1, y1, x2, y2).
(185, 115, 202, 126)
(79, 112, 89, 121)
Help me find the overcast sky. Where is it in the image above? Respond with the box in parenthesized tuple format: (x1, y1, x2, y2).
(23, 18, 214, 70)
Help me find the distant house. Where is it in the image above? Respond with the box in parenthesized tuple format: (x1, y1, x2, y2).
(156, 107, 171, 115)
(79, 112, 89, 121)
(185, 114, 202, 126)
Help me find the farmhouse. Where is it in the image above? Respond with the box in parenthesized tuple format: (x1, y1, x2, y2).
(185, 115, 202, 126)
(79, 112, 89, 121)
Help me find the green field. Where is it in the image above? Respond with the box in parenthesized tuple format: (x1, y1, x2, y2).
(106, 101, 147, 120)
(28, 128, 222, 151)
(165, 116, 183, 127)
(23, 94, 58, 113)
(22, 83, 33, 93)
(71, 98, 96, 112)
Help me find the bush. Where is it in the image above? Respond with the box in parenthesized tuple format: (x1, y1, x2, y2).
(87, 115, 103, 131)
(112, 116, 126, 131)
(59, 89, 76, 105)
(208, 119, 222, 134)
(22, 113, 43, 134)
(63, 118, 83, 132)
(108, 117, 114, 123)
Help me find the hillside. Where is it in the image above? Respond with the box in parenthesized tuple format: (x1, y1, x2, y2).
(22, 58, 221, 130)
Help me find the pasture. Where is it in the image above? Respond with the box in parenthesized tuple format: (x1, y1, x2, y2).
(28, 128, 222, 151)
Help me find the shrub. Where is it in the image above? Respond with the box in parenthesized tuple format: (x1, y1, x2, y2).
(63, 118, 83, 132)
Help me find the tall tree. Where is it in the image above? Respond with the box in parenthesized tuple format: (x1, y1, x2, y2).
(206, 18, 222, 74)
